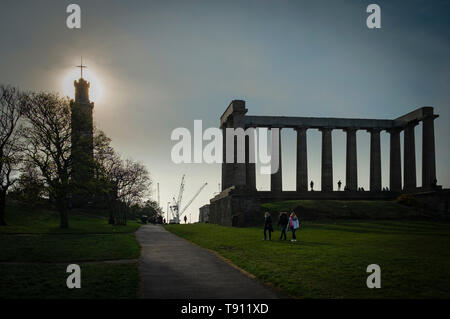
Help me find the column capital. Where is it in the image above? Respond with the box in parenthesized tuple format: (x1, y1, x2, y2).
(294, 126, 308, 132)
(404, 120, 420, 128)
(423, 114, 439, 121)
(319, 127, 333, 132)
(343, 127, 358, 133)
(386, 127, 402, 134)
(366, 128, 382, 133)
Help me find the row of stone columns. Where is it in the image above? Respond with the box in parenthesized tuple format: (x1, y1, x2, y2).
(292, 121, 435, 192)
(271, 122, 436, 192)
(222, 118, 436, 193)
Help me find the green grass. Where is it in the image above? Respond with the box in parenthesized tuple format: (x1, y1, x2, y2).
(0, 233, 140, 262)
(0, 204, 140, 234)
(165, 221, 450, 298)
(0, 203, 142, 299)
(0, 263, 139, 299)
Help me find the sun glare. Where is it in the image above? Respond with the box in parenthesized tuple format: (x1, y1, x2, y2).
(61, 66, 104, 103)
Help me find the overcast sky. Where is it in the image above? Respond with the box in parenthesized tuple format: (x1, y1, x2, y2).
(1, 0, 449, 221)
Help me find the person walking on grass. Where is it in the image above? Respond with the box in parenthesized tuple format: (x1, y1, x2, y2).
(278, 212, 288, 240)
(263, 212, 273, 241)
(288, 212, 299, 242)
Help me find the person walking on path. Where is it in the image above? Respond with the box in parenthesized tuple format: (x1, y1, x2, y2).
(338, 180, 342, 191)
(278, 212, 288, 240)
(263, 212, 273, 241)
(288, 212, 300, 242)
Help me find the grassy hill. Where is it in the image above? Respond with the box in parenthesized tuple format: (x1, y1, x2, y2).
(262, 199, 439, 221)
(165, 221, 450, 298)
(0, 202, 141, 299)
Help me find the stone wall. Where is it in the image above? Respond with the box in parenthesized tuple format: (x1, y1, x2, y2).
(199, 204, 210, 223)
(209, 187, 261, 227)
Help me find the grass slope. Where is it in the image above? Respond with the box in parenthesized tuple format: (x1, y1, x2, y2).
(165, 221, 450, 298)
(0, 203, 141, 299)
(262, 200, 431, 220)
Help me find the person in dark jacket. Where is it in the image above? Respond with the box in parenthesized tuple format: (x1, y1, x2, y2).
(278, 212, 288, 240)
(263, 212, 273, 240)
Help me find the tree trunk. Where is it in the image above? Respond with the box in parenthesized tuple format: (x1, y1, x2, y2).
(108, 199, 119, 225)
(123, 204, 128, 226)
(107, 193, 116, 224)
(116, 202, 124, 225)
(0, 191, 6, 226)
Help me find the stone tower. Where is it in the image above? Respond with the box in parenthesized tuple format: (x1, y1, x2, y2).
(70, 77, 94, 203)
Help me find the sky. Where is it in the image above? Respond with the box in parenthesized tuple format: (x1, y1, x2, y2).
(1, 0, 449, 222)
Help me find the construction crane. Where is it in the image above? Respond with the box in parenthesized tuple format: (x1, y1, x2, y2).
(176, 175, 185, 213)
(179, 182, 208, 218)
(169, 174, 185, 223)
(169, 176, 207, 224)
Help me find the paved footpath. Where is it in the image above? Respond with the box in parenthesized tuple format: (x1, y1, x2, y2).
(136, 224, 281, 299)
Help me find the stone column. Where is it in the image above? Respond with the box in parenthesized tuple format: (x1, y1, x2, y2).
(295, 127, 308, 192)
(223, 120, 234, 189)
(388, 128, 402, 192)
(221, 121, 227, 190)
(422, 115, 437, 188)
(270, 127, 282, 192)
(245, 127, 256, 190)
(404, 122, 417, 190)
(320, 128, 333, 191)
(231, 102, 247, 187)
(368, 129, 382, 192)
(345, 128, 357, 191)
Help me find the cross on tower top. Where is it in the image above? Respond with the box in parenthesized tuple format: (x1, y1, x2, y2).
(76, 56, 87, 78)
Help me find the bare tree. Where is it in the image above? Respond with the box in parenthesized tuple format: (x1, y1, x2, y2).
(13, 162, 46, 207)
(93, 129, 151, 225)
(93, 129, 122, 224)
(21, 92, 72, 228)
(119, 159, 151, 220)
(0, 86, 25, 225)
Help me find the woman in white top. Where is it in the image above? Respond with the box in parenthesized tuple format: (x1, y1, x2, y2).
(288, 212, 299, 242)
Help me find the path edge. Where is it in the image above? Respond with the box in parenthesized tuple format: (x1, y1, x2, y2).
(163, 225, 291, 299)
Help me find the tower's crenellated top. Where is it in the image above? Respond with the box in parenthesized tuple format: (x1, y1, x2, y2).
(74, 78, 90, 104)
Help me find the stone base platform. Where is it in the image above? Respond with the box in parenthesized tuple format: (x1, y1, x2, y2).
(209, 187, 449, 227)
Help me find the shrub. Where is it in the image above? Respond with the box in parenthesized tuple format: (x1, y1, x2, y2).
(396, 194, 418, 207)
